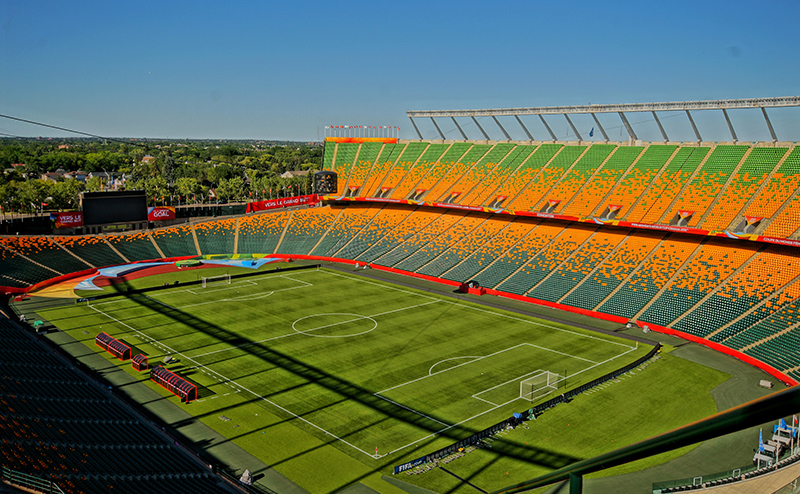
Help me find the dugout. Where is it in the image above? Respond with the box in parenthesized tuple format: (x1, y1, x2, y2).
(132, 354, 149, 372)
(150, 365, 197, 403)
(95, 332, 131, 361)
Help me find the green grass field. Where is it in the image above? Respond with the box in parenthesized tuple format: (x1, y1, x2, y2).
(31, 265, 731, 494)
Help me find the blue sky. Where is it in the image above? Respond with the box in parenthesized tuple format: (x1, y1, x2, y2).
(1, 0, 798, 141)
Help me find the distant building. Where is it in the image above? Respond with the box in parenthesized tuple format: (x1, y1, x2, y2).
(41, 172, 64, 182)
(63, 171, 87, 182)
(142, 155, 156, 164)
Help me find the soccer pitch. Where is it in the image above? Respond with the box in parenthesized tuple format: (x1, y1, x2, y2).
(44, 267, 649, 462)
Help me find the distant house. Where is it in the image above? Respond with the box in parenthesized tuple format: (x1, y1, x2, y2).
(142, 155, 156, 165)
(41, 172, 64, 182)
(280, 170, 310, 180)
(63, 171, 87, 182)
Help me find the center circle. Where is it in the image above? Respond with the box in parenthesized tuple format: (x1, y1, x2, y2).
(292, 313, 378, 338)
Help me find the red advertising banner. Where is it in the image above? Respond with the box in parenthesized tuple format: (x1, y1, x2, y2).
(325, 137, 398, 144)
(50, 212, 84, 228)
(246, 194, 319, 212)
(148, 206, 176, 221)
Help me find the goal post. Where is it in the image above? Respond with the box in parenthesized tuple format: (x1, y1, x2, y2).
(202, 273, 231, 288)
(520, 371, 565, 402)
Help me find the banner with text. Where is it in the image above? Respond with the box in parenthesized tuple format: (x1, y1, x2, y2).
(148, 206, 176, 221)
(51, 211, 84, 228)
(246, 194, 319, 213)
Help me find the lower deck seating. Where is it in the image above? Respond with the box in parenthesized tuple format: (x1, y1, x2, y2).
(0, 319, 230, 493)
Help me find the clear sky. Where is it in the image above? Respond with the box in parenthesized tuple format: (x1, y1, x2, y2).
(1, 0, 799, 142)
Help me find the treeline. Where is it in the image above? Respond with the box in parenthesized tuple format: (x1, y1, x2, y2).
(0, 138, 324, 212)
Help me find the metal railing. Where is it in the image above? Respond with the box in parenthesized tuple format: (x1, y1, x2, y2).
(1, 466, 65, 494)
(492, 385, 800, 494)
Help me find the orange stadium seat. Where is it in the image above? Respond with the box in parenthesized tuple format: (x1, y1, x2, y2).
(423, 143, 493, 202)
(395, 212, 488, 272)
(505, 145, 584, 211)
(237, 210, 291, 254)
(385, 143, 449, 199)
(561, 146, 644, 218)
(639, 239, 758, 330)
(544, 144, 616, 214)
(700, 147, 789, 231)
(464, 144, 541, 206)
(449, 143, 516, 205)
(666, 145, 749, 227)
(406, 142, 475, 200)
(375, 142, 435, 198)
(341, 142, 383, 194)
(495, 223, 597, 295)
(624, 146, 710, 223)
(599, 235, 698, 318)
(419, 214, 510, 278)
(528, 229, 630, 302)
(360, 143, 407, 197)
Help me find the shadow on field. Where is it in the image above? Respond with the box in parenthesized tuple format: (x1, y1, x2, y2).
(110, 279, 580, 476)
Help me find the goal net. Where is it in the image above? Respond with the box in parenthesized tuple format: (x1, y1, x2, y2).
(520, 371, 564, 402)
(202, 273, 231, 288)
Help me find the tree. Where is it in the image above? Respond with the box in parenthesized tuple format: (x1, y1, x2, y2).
(52, 179, 85, 210)
(216, 177, 244, 202)
(175, 177, 201, 202)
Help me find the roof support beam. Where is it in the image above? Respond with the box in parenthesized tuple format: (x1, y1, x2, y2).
(564, 114, 582, 141)
(539, 115, 557, 141)
(685, 110, 702, 143)
(471, 116, 490, 140)
(722, 108, 738, 143)
(618, 112, 638, 141)
(409, 117, 423, 140)
(762, 107, 778, 142)
(408, 96, 800, 119)
(515, 115, 534, 141)
(492, 116, 512, 141)
(652, 111, 669, 142)
(407, 97, 799, 143)
(430, 117, 445, 140)
(590, 113, 609, 142)
(451, 117, 467, 140)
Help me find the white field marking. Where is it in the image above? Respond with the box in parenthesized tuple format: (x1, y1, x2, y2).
(87, 301, 378, 458)
(188, 279, 258, 294)
(527, 344, 598, 364)
(292, 313, 378, 338)
(378, 347, 636, 458)
(472, 369, 545, 400)
(189, 298, 442, 360)
(377, 342, 595, 396)
(89, 268, 644, 460)
(372, 395, 449, 426)
(377, 343, 531, 395)
(188, 332, 297, 360)
(428, 356, 482, 376)
(292, 299, 441, 338)
(321, 269, 636, 350)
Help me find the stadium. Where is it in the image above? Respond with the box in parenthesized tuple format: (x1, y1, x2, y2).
(2, 95, 800, 494)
